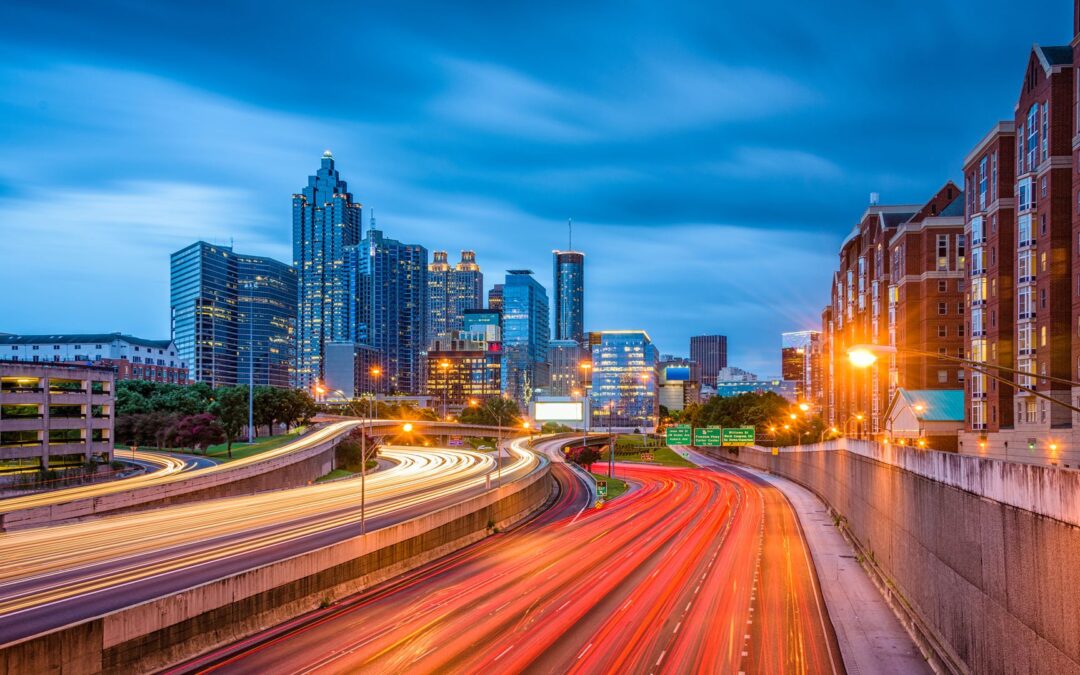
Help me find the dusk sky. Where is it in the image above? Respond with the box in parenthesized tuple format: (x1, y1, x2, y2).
(0, 1, 1071, 374)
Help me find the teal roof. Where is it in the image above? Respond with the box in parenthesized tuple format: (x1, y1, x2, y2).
(898, 389, 964, 422)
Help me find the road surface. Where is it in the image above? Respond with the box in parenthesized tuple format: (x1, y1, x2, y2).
(0, 442, 540, 645)
(173, 438, 844, 674)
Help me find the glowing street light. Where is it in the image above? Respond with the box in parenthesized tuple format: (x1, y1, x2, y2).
(798, 402, 810, 412)
(402, 422, 414, 433)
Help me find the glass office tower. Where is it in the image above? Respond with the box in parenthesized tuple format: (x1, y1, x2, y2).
(590, 330, 659, 431)
(427, 250, 484, 346)
(237, 254, 297, 389)
(358, 229, 428, 395)
(501, 270, 550, 408)
(171, 242, 295, 389)
(552, 250, 585, 344)
(293, 151, 363, 390)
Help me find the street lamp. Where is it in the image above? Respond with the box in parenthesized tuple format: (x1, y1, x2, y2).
(438, 360, 450, 420)
(402, 422, 413, 433)
(360, 365, 382, 537)
(798, 402, 810, 412)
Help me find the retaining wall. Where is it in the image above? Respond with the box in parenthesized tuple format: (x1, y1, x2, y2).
(0, 460, 553, 674)
(705, 440, 1080, 675)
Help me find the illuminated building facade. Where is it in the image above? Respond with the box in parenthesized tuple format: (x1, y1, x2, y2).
(501, 270, 550, 408)
(552, 250, 585, 345)
(547, 339, 585, 397)
(689, 335, 727, 388)
(237, 253, 297, 389)
(292, 151, 363, 390)
(425, 329, 502, 411)
(589, 330, 658, 431)
(781, 330, 821, 407)
(427, 250, 484, 346)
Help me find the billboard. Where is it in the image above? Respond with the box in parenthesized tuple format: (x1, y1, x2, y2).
(533, 401, 585, 422)
(664, 366, 691, 382)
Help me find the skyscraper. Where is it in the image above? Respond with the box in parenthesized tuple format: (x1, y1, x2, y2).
(501, 270, 550, 408)
(237, 254, 298, 389)
(293, 151, 363, 390)
(590, 330, 659, 431)
(170, 242, 238, 387)
(552, 250, 585, 344)
(487, 284, 504, 313)
(427, 250, 483, 345)
(781, 330, 821, 408)
(690, 335, 728, 388)
(359, 228, 428, 394)
(547, 339, 584, 397)
(171, 242, 295, 388)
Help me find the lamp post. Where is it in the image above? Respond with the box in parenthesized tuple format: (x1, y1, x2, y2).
(438, 360, 450, 421)
(847, 344, 1080, 417)
(360, 366, 382, 536)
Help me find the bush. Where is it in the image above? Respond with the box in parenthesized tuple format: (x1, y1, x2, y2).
(110, 460, 125, 471)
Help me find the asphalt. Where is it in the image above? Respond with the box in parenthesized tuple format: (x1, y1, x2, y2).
(683, 448, 932, 675)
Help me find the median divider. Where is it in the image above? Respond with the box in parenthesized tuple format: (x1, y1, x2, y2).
(0, 453, 555, 674)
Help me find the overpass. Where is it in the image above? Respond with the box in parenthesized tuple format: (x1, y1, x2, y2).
(0, 419, 520, 530)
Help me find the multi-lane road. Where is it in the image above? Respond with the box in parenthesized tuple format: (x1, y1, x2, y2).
(173, 438, 844, 674)
(0, 442, 540, 645)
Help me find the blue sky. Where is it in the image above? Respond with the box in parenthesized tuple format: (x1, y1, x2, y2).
(0, 1, 1071, 374)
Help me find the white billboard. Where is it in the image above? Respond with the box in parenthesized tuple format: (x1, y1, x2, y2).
(533, 401, 584, 422)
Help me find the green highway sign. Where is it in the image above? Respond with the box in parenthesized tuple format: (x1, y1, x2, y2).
(596, 480, 608, 497)
(722, 427, 756, 446)
(693, 427, 722, 447)
(665, 425, 692, 446)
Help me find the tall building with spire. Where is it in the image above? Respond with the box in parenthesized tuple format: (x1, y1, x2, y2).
(427, 250, 483, 346)
(553, 250, 585, 344)
(292, 151, 363, 390)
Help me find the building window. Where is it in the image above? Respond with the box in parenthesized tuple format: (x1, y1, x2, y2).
(958, 302, 965, 315)
(978, 156, 988, 210)
(938, 370, 948, 383)
(1041, 101, 1048, 162)
(1041, 325, 1047, 347)
(937, 234, 949, 271)
(1018, 214, 1033, 243)
(1041, 213, 1047, 235)
(1027, 103, 1038, 170)
(938, 325, 947, 337)
(1041, 288, 1047, 309)
(1041, 176, 1048, 199)
(991, 152, 998, 201)
(1041, 252, 1047, 272)
(938, 280, 947, 292)
(958, 325, 965, 337)
(938, 302, 947, 315)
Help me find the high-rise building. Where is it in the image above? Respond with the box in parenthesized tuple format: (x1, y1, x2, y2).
(293, 151, 363, 390)
(689, 335, 727, 387)
(358, 229, 428, 395)
(487, 284, 504, 313)
(237, 254, 298, 389)
(781, 331, 822, 408)
(427, 250, 483, 346)
(501, 270, 549, 408)
(963, 123, 1016, 436)
(425, 328, 503, 413)
(552, 250, 585, 344)
(170, 242, 238, 387)
(171, 241, 296, 388)
(547, 339, 584, 397)
(463, 308, 501, 334)
(590, 330, 658, 431)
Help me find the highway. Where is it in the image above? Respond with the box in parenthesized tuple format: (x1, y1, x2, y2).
(0, 421, 364, 515)
(174, 438, 844, 674)
(0, 441, 540, 645)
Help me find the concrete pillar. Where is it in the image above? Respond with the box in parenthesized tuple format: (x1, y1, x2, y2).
(41, 375, 50, 471)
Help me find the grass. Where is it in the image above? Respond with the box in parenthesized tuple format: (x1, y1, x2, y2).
(590, 471, 628, 500)
(315, 459, 379, 483)
(203, 426, 308, 462)
(599, 443, 696, 468)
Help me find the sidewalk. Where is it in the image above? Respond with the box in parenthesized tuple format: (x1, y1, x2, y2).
(685, 448, 932, 675)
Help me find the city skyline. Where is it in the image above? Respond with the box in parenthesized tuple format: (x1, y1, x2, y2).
(3, 3, 1070, 374)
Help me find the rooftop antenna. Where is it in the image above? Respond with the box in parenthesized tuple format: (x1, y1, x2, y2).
(568, 218, 572, 251)
(370, 208, 376, 230)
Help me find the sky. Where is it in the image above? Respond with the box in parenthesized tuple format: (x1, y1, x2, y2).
(0, 1, 1072, 375)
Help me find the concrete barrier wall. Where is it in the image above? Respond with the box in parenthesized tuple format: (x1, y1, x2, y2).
(0, 428, 345, 531)
(705, 440, 1080, 675)
(0, 461, 554, 675)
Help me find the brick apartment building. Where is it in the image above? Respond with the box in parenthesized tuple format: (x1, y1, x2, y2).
(963, 122, 1016, 435)
(0, 333, 189, 385)
(823, 186, 967, 439)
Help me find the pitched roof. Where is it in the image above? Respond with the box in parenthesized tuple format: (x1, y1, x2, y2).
(1038, 45, 1073, 67)
(0, 333, 174, 350)
(898, 389, 965, 422)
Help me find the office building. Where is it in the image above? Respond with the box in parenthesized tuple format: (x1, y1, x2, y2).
(689, 335, 727, 387)
(547, 339, 585, 397)
(0, 333, 188, 384)
(463, 308, 501, 334)
(171, 241, 295, 388)
(487, 284, 504, 313)
(962, 122, 1016, 436)
(552, 250, 585, 344)
(323, 342, 381, 400)
(358, 229, 428, 395)
(237, 253, 298, 389)
(658, 357, 700, 412)
(0, 361, 115, 468)
(293, 151, 363, 390)
(716, 366, 757, 382)
(501, 270, 550, 408)
(715, 378, 796, 401)
(589, 330, 658, 431)
(425, 329, 503, 413)
(781, 331, 822, 407)
(427, 250, 484, 345)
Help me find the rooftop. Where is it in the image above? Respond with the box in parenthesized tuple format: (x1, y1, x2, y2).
(0, 333, 174, 350)
(898, 389, 964, 422)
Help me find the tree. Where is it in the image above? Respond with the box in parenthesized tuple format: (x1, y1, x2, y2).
(567, 445, 601, 472)
(459, 397, 521, 427)
(278, 389, 317, 431)
(171, 413, 225, 453)
(210, 386, 249, 458)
